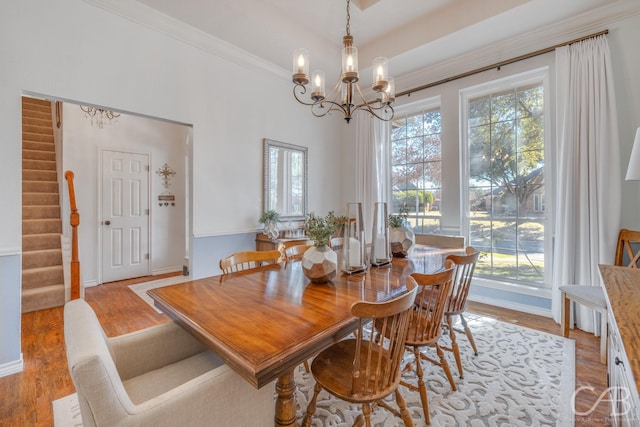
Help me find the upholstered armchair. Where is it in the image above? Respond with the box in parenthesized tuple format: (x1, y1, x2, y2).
(64, 299, 275, 427)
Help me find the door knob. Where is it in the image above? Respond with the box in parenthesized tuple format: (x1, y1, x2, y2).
(104, 220, 111, 226)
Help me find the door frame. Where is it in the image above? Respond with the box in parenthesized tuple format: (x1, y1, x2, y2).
(98, 148, 152, 284)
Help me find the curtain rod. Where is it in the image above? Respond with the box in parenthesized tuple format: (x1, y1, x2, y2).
(396, 29, 609, 98)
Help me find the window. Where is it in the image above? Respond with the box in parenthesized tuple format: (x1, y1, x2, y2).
(391, 101, 442, 233)
(462, 70, 548, 287)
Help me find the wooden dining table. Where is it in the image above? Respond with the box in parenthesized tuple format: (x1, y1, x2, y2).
(148, 245, 458, 427)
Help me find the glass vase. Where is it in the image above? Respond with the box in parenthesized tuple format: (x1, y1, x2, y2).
(370, 202, 391, 266)
(342, 202, 367, 274)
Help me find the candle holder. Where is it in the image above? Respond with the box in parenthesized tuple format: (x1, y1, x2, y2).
(342, 202, 367, 274)
(370, 202, 391, 266)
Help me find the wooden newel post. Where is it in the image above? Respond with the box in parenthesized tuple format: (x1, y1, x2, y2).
(64, 171, 81, 300)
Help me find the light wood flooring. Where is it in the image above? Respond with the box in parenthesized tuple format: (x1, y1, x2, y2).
(0, 274, 611, 426)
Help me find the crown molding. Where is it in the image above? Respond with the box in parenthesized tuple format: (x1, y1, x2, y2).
(81, 0, 640, 95)
(81, 0, 290, 81)
(394, 0, 640, 95)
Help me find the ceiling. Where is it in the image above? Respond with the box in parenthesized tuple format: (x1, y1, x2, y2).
(130, 0, 622, 86)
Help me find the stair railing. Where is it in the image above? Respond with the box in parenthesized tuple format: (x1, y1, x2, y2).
(64, 170, 81, 300)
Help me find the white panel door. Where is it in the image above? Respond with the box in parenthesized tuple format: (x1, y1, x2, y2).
(101, 150, 150, 283)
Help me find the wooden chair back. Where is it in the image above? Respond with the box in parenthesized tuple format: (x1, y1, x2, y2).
(614, 228, 640, 268)
(415, 233, 465, 249)
(219, 250, 282, 274)
(406, 261, 455, 346)
(445, 246, 480, 315)
(349, 278, 418, 399)
(284, 244, 312, 266)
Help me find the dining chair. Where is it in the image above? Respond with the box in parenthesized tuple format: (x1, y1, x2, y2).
(301, 278, 419, 427)
(284, 244, 312, 267)
(441, 246, 480, 379)
(219, 249, 282, 274)
(64, 299, 275, 427)
(403, 262, 456, 425)
(414, 233, 465, 249)
(329, 236, 344, 250)
(560, 228, 640, 363)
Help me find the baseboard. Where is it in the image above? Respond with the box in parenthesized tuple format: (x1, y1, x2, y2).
(0, 354, 23, 378)
(152, 267, 183, 276)
(467, 294, 553, 318)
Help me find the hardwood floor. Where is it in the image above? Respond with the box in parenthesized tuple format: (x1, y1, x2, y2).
(0, 275, 611, 426)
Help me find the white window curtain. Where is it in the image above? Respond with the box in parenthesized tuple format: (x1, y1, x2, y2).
(552, 35, 621, 332)
(355, 111, 391, 240)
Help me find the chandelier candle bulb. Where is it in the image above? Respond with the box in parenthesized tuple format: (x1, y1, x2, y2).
(384, 77, 395, 104)
(311, 70, 325, 101)
(341, 38, 358, 83)
(292, 48, 309, 85)
(372, 57, 389, 92)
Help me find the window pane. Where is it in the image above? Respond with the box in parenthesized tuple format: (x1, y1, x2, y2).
(391, 106, 442, 233)
(466, 79, 546, 288)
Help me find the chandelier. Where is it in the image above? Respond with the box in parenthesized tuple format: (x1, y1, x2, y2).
(292, 0, 394, 123)
(80, 105, 120, 129)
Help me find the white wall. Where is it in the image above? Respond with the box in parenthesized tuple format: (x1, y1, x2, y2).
(0, 0, 343, 371)
(61, 104, 189, 284)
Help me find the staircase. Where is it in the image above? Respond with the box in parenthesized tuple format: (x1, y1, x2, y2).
(22, 97, 66, 313)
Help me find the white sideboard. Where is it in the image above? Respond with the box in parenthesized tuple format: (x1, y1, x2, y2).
(599, 264, 640, 426)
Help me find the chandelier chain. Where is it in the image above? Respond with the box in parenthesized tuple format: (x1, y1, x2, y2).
(345, 0, 351, 36)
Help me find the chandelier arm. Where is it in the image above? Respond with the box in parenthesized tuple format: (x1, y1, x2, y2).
(353, 103, 394, 121)
(349, 83, 393, 121)
(293, 84, 319, 107)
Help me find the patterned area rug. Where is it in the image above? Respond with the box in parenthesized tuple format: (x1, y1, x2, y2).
(54, 314, 575, 426)
(128, 275, 190, 312)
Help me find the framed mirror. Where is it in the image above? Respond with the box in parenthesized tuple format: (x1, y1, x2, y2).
(263, 139, 308, 221)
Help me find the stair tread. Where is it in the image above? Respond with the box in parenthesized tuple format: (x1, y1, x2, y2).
(22, 284, 65, 292)
(22, 248, 62, 254)
(22, 266, 63, 275)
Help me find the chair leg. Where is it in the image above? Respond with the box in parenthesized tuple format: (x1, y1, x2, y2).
(303, 360, 310, 373)
(301, 382, 322, 427)
(413, 347, 431, 425)
(599, 310, 608, 365)
(394, 389, 415, 427)
(360, 403, 372, 427)
(432, 344, 457, 392)
(561, 291, 570, 338)
(459, 313, 478, 356)
(446, 314, 463, 378)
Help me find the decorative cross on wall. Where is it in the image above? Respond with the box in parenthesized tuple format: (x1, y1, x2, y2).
(156, 163, 176, 189)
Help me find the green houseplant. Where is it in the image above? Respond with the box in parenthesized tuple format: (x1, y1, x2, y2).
(304, 211, 343, 247)
(388, 207, 409, 228)
(259, 209, 280, 240)
(301, 211, 345, 284)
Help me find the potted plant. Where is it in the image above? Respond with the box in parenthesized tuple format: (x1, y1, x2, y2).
(259, 209, 280, 240)
(388, 207, 415, 257)
(301, 211, 344, 283)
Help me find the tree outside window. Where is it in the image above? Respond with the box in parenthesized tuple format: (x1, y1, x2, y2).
(391, 106, 442, 234)
(466, 81, 546, 286)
